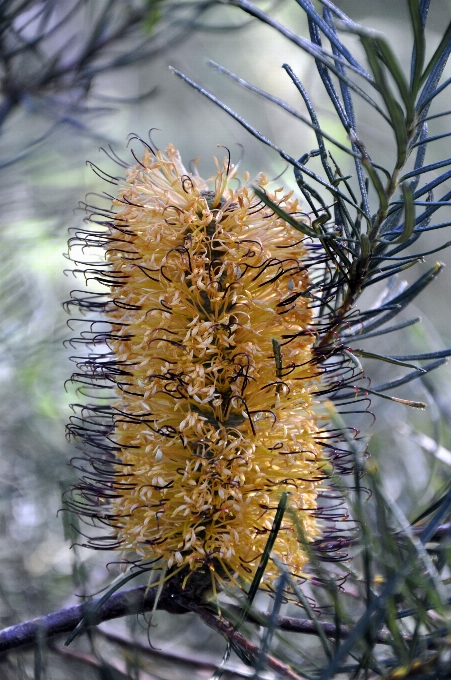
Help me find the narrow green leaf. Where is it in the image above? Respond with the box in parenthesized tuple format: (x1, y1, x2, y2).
(401, 157, 451, 182)
(223, 0, 391, 118)
(352, 349, 425, 372)
(392, 183, 416, 243)
(312, 214, 330, 230)
(344, 317, 421, 342)
(366, 387, 426, 410)
(420, 18, 451, 86)
(65, 570, 144, 646)
(372, 357, 447, 392)
(387, 349, 451, 361)
(386, 262, 442, 307)
(361, 157, 388, 213)
(331, 174, 353, 186)
(375, 37, 415, 126)
(171, 68, 367, 219)
(338, 357, 446, 406)
(360, 232, 371, 258)
(272, 338, 282, 380)
(408, 0, 426, 97)
(361, 36, 408, 165)
(246, 491, 287, 607)
(253, 186, 322, 239)
(273, 556, 334, 660)
(362, 258, 420, 288)
(376, 240, 451, 261)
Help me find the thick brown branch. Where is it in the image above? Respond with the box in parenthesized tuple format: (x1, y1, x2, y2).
(0, 582, 409, 658)
(0, 585, 183, 655)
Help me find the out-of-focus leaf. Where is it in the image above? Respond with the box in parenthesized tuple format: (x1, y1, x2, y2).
(273, 555, 334, 659)
(252, 571, 288, 677)
(144, 0, 165, 33)
(65, 570, 145, 646)
(411, 487, 451, 525)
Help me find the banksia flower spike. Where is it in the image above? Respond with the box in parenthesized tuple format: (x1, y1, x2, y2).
(67, 141, 353, 595)
(58, 1, 451, 675)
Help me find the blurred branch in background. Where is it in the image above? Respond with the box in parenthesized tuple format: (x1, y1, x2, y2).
(0, 0, 223, 144)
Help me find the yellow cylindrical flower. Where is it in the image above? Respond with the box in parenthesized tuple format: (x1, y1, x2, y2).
(70, 143, 325, 590)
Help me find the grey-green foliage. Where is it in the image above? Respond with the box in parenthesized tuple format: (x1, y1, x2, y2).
(170, 1, 451, 677)
(175, 0, 451, 375)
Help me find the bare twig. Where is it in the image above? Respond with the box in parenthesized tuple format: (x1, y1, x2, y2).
(187, 600, 307, 680)
(48, 641, 160, 680)
(0, 0, 221, 142)
(98, 627, 254, 678)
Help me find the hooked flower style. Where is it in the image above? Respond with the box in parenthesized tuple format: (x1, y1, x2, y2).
(68, 142, 328, 591)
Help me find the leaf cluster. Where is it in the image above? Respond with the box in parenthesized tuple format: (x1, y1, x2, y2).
(173, 0, 451, 409)
(168, 1, 451, 677)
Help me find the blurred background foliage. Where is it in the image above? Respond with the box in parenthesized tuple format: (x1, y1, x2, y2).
(2, 0, 451, 678)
